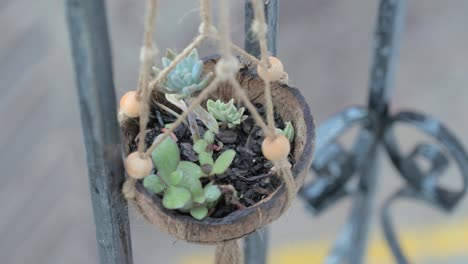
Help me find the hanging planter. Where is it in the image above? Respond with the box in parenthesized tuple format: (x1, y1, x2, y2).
(121, 54, 314, 243)
(118, 1, 315, 262)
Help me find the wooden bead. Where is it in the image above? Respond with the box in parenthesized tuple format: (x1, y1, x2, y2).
(120, 91, 140, 118)
(125, 152, 153, 179)
(257, 56, 285, 81)
(261, 134, 290, 161)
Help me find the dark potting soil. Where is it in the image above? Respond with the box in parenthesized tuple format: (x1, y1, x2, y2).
(128, 103, 295, 218)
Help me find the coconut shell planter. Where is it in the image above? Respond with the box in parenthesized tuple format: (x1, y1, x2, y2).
(120, 52, 315, 244)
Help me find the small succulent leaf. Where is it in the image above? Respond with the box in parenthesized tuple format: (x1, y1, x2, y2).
(170, 73, 185, 89)
(191, 61, 203, 82)
(162, 186, 191, 209)
(165, 49, 177, 60)
(204, 184, 222, 203)
(143, 174, 166, 194)
(168, 170, 184, 186)
(162, 57, 172, 68)
(189, 179, 204, 196)
(203, 131, 215, 145)
(177, 161, 204, 179)
(179, 200, 193, 213)
(197, 72, 214, 90)
(190, 206, 208, 220)
(193, 139, 208, 154)
(151, 135, 180, 181)
(165, 94, 187, 110)
(283, 121, 295, 142)
(199, 152, 214, 167)
(207, 99, 215, 110)
(191, 104, 219, 134)
(212, 149, 236, 175)
(192, 192, 206, 204)
(201, 164, 213, 175)
(188, 48, 198, 61)
(275, 127, 285, 136)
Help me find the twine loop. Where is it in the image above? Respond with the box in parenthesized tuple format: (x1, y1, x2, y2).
(139, 45, 158, 63)
(251, 20, 268, 38)
(199, 22, 218, 37)
(215, 56, 239, 80)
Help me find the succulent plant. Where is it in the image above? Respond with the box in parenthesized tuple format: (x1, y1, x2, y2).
(275, 121, 294, 142)
(207, 99, 248, 129)
(161, 49, 214, 99)
(193, 131, 236, 176)
(143, 132, 236, 220)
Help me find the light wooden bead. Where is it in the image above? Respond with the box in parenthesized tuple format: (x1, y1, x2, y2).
(261, 134, 290, 161)
(257, 56, 285, 82)
(120, 91, 140, 118)
(125, 152, 153, 179)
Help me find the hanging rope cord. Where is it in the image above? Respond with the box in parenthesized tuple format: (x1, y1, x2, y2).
(126, 0, 297, 263)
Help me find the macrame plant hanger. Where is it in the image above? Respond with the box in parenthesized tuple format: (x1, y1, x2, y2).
(122, 0, 306, 263)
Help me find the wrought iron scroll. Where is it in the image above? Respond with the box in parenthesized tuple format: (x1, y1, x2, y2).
(300, 0, 468, 264)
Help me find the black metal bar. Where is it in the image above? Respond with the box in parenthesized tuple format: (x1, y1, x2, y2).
(368, 0, 407, 118)
(311, 1, 407, 263)
(244, 0, 279, 58)
(65, 1, 133, 263)
(244, 1, 278, 264)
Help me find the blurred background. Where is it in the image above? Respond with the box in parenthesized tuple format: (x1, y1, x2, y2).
(1, 0, 468, 263)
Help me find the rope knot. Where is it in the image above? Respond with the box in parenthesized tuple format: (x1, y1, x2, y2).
(122, 178, 137, 200)
(274, 159, 292, 171)
(198, 22, 218, 36)
(215, 56, 239, 81)
(252, 20, 268, 38)
(139, 45, 159, 63)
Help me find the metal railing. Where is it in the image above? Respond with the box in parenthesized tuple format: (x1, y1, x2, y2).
(65, 0, 468, 263)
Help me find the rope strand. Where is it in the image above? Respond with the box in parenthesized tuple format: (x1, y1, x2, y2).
(137, 0, 158, 155)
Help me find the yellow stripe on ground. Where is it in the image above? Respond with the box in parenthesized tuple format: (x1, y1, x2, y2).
(179, 219, 468, 264)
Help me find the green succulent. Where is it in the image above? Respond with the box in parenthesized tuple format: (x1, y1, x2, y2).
(161, 49, 214, 99)
(275, 121, 295, 142)
(143, 132, 235, 220)
(207, 99, 248, 129)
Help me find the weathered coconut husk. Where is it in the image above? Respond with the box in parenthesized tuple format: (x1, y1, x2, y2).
(121, 56, 315, 244)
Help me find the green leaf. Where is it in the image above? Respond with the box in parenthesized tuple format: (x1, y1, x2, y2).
(207, 99, 215, 111)
(178, 200, 193, 213)
(199, 152, 214, 167)
(192, 191, 206, 204)
(203, 131, 215, 145)
(204, 184, 222, 203)
(143, 174, 166, 194)
(177, 161, 204, 179)
(168, 170, 183, 186)
(193, 139, 208, 154)
(165, 49, 177, 61)
(275, 128, 285, 136)
(283, 121, 295, 142)
(190, 206, 208, 220)
(162, 186, 191, 209)
(190, 103, 219, 134)
(151, 135, 180, 181)
(212, 149, 236, 175)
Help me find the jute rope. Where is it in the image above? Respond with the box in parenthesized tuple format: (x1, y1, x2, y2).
(136, 0, 158, 157)
(124, 0, 297, 263)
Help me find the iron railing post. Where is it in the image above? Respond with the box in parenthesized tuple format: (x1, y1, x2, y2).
(65, 0, 133, 263)
(324, 1, 407, 264)
(243, 1, 279, 263)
